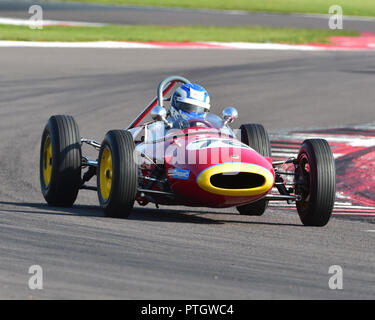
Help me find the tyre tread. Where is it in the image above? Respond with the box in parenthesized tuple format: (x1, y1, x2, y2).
(40, 115, 81, 207)
(98, 130, 138, 218)
(296, 139, 336, 226)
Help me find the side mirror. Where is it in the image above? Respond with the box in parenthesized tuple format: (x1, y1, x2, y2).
(151, 105, 172, 128)
(222, 107, 238, 125)
(151, 105, 167, 121)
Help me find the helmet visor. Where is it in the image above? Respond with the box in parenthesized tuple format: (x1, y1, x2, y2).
(175, 101, 207, 113)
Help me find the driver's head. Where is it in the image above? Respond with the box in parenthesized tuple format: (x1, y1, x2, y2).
(170, 83, 210, 117)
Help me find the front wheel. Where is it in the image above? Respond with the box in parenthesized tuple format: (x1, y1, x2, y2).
(40, 115, 82, 207)
(97, 130, 138, 218)
(295, 139, 336, 226)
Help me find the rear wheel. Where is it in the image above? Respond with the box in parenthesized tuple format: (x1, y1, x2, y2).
(40, 115, 82, 207)
(295, 139, 336, 226)
(236, 124, 271, 216)
(97, 130, 138, 218)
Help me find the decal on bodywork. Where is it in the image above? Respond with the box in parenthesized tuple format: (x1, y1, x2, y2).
(186, 138, 251, 151)
(172, 168, 190, 180)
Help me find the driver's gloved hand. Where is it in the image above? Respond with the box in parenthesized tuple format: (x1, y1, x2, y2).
(177, 118, 190, 129)
(170, 116, 189, 129)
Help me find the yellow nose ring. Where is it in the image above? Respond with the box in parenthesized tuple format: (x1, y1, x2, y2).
(196, 162, 274, 196)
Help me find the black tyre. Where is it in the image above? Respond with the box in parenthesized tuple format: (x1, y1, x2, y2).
(40, 115, 82, 207)
(97, 130, 138, 218)
(295, 139, 336, 226)
(236, 124, 272, 216)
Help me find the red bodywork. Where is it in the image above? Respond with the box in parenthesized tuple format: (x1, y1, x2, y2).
(135, 126, 275, 208)
(129, 79, 275, 209)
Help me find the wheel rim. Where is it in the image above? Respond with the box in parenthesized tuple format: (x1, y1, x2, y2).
(100, 147, 113, 201)
(43, 136, 53, 187)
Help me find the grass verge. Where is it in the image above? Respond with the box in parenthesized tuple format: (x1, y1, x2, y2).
(0, 24, 359, 44)
(41, 0, 375, 18)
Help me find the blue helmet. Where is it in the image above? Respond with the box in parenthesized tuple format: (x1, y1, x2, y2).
(171, 83, 210, 115)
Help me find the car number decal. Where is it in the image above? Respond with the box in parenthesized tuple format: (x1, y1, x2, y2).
(186, 138, 251, 151)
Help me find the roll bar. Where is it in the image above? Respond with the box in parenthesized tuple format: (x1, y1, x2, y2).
(157, 75, 191, 108)
(126, 75, 191, 130)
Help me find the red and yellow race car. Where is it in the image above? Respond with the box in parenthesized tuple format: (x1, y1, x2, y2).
(40, 76, 336, 226)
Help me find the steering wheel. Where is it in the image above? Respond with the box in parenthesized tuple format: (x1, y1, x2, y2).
(188, 119, 214, 128)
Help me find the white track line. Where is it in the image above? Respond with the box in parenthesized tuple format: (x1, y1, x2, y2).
(0, 17, 105, 27)
(0, 40, 352, 51)
(0, 41, 158, 49)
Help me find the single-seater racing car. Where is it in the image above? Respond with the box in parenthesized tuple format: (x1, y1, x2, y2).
(39, 76, 336, 226)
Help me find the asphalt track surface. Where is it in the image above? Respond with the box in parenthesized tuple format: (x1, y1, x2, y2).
(1, 0, 375, 32)
(0, 47, 375, 299)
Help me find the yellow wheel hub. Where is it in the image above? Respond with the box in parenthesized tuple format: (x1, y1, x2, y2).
(100, 147, 113, 200)
(43, 136, 53, 187)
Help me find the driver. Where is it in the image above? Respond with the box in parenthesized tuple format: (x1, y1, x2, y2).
(168, 83, 211, 128)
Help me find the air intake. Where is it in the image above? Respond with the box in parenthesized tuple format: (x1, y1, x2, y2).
(210, 172, 265, 189)
(196, 162, 274, 196)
